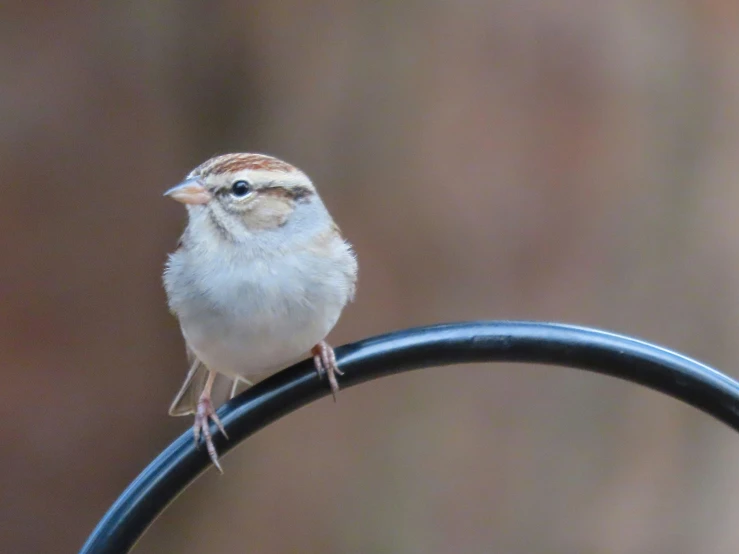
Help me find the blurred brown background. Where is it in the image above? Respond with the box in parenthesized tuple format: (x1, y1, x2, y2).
(4, 2, 739, 553)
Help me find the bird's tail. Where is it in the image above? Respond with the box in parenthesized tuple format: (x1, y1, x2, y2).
(168, 357, 209, 417)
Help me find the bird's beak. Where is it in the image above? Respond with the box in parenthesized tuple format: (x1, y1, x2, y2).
(164, 179, 212, 205)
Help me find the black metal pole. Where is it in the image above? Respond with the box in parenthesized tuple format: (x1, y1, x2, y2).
(79, 321, 739, 554)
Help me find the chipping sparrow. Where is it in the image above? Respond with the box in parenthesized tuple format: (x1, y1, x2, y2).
(163, 153, 357, 471)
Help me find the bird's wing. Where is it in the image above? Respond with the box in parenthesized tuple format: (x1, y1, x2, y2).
(168, 345, 208, 417)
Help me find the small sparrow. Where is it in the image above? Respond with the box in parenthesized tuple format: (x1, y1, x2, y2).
(163, 153, 357, 471)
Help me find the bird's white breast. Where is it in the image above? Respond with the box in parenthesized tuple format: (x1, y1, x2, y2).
(164, 233, 355, 380)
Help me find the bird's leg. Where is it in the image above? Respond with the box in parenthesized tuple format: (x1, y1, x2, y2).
(193, 370, 228, 473)
(312, 341, 343, 401)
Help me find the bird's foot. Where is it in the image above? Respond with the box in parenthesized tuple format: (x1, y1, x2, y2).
(193, 393, 228, 473)
(312, 341, 343, 401)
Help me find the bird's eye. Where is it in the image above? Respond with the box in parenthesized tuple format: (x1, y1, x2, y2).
(230, 180, 252, 197)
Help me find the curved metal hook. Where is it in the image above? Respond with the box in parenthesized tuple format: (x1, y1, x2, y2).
(80, 321, 739, 553)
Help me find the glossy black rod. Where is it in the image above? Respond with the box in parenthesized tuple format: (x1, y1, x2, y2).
(79, 321, 739, 554)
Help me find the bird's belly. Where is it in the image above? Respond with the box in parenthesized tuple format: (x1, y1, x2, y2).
(178, 287, 342, 380)
(167, 240, 354, 380)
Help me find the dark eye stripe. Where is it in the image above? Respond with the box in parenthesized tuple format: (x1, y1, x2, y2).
(215, 183, 313, 201)
(261, 185, 313, 201)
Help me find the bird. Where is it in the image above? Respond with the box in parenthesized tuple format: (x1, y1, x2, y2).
(162, 153, 358, 471)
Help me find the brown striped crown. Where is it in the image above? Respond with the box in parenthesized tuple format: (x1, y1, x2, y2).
(189, 153, 299, 178)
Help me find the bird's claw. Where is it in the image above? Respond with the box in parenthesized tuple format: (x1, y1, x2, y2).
(312, 341, 343, 401)
(193, 395, 228, 473)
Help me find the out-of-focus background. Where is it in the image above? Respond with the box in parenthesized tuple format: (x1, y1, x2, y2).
(4, 2, 739, 553)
